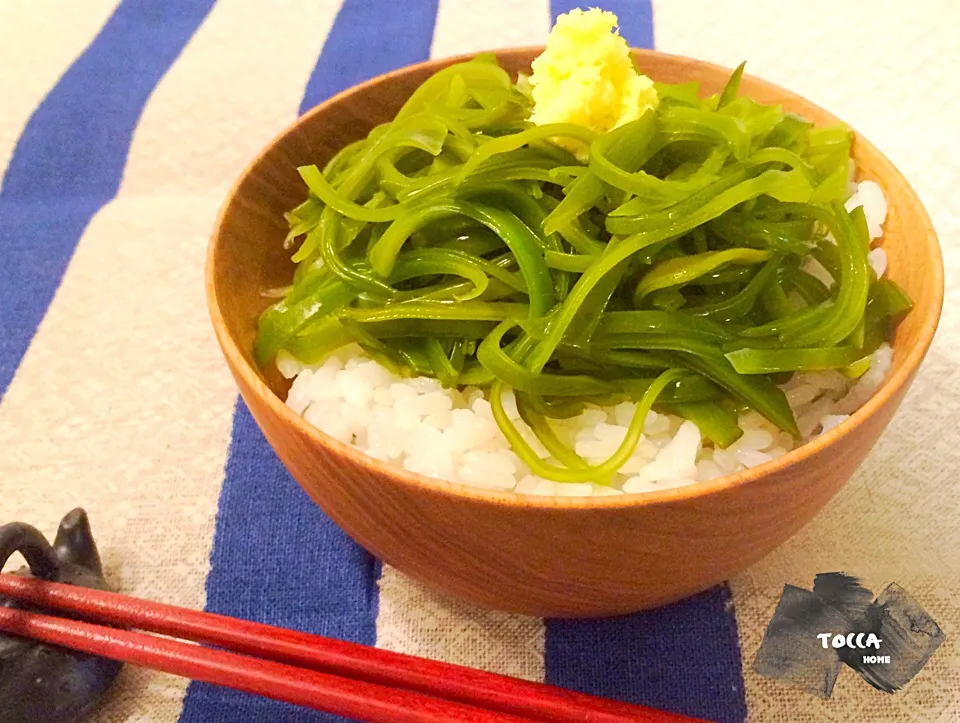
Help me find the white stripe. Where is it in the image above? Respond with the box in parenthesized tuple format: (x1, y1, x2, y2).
(376, 3, 549, 682)
(377, 573, 545, 682)
(0, 1, 341, 719)
(431, 0, 550, 58)
(655, 1, 960, 719)
(0, 0, 120, 181)
(119, 0, 339, 197)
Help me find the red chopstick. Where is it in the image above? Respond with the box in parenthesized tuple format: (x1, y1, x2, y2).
(0, 573, 707, 723)
(0, 605, 525, 722)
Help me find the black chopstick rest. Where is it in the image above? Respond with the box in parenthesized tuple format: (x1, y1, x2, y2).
(0, 509, 122, 723)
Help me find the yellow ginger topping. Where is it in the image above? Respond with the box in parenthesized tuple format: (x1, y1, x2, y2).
(528, 8, 658, 157)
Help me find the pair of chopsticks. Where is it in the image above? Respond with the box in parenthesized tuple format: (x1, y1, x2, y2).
(0, 573, 707, 723)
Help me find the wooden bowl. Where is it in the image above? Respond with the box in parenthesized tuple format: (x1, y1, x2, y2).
(207, 49, 943, 617)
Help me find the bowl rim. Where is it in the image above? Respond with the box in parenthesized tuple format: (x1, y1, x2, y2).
(207, 47, 944, 511)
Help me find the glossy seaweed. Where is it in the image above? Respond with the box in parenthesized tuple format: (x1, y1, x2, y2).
(255, 56, 912, 484)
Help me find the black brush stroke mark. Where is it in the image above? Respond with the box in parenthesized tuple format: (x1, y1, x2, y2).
(755, 574, 946, 697)
(843, 583, 946, 693)
(753, 585, 851, 699)
(812, 572, 874, 623)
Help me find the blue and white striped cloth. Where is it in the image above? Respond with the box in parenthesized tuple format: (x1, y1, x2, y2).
(2, 2, 957, 721)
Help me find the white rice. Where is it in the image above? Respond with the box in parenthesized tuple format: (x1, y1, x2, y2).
(281, 181, 893, 496)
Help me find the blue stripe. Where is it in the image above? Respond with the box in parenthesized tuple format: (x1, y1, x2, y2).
(543, 4, 746, 721)
(0, 0, 217, 402)
(300, 0, 440, 114)
(545, 588, 747, 723)
(180, 2, 438, 720)
(550, 0, 654, 48)
(178, 403, 382, 723)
